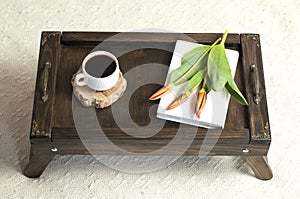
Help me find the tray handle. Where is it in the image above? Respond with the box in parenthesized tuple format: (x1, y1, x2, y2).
(250, 64, 261, 104)
(41, 61, 51, 102)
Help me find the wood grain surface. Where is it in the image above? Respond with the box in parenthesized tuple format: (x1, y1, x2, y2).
(25, 31, 272, 179)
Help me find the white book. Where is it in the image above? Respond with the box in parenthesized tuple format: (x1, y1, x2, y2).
(156, 40, 239, 129)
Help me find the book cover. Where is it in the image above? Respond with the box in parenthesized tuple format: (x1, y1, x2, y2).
(156, 40, 239, 128)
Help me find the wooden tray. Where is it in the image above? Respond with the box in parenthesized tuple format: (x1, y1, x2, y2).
(24, 31, 272, 180)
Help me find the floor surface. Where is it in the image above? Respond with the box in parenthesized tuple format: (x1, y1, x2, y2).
(0, 0, 299, 198)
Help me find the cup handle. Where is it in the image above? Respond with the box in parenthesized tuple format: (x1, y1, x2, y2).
(75, 73, 88, 86)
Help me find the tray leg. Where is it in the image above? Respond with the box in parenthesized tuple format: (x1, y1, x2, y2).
(23, 146, 54, 178)
(244, 156, 273, 180)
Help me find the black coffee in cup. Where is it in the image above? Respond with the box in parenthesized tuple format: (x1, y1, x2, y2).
(85, 55, 117, 78)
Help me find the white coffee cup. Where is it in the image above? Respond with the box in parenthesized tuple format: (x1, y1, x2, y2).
(75, 51, 120, 91)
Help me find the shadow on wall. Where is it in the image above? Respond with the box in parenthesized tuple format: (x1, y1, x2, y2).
(0, 61, 36, 172)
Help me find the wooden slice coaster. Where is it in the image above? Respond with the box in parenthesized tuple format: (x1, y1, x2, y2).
(71, 69, 127, 108)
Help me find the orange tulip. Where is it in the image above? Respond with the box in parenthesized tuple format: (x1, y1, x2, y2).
(195, 88, 207, 118)
(166, 93, 189, 110)
(149, 84, 173, 100)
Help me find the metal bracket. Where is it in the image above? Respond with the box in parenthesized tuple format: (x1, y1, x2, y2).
(31, 119, 50, 137)
(254, 122, 271, 139)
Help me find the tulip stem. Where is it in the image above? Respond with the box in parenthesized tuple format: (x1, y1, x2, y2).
(202, 78, 206, 88)
(221, 29, 228, 45)
(200, 75, 207, 91)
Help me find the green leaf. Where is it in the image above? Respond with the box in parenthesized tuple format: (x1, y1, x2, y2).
(181, 45, 210, 65)
(175, 54, 208, 85)
(170, 38, 221, 86)
(225, 78, 248, 105)
(207, 44, 232, 91)
(184, 72, 203, 93)
(169, 45, 209, 84)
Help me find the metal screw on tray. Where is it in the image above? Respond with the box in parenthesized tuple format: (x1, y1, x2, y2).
(242, 148, 249, 153)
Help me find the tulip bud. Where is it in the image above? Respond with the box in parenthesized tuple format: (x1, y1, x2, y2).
(149, 84, 173, 100)
(195, 88, 207, 118)
(166, 93, 189, 110)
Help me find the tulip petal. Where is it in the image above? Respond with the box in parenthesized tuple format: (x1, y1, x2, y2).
(166, 93, 189, 110)
(149, 85, 171, 100)
(195, 88, 207, 118)
(166, 99, 181, 110)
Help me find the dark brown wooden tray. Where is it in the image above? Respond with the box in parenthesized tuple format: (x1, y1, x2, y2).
(24, 31, 272, 180)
